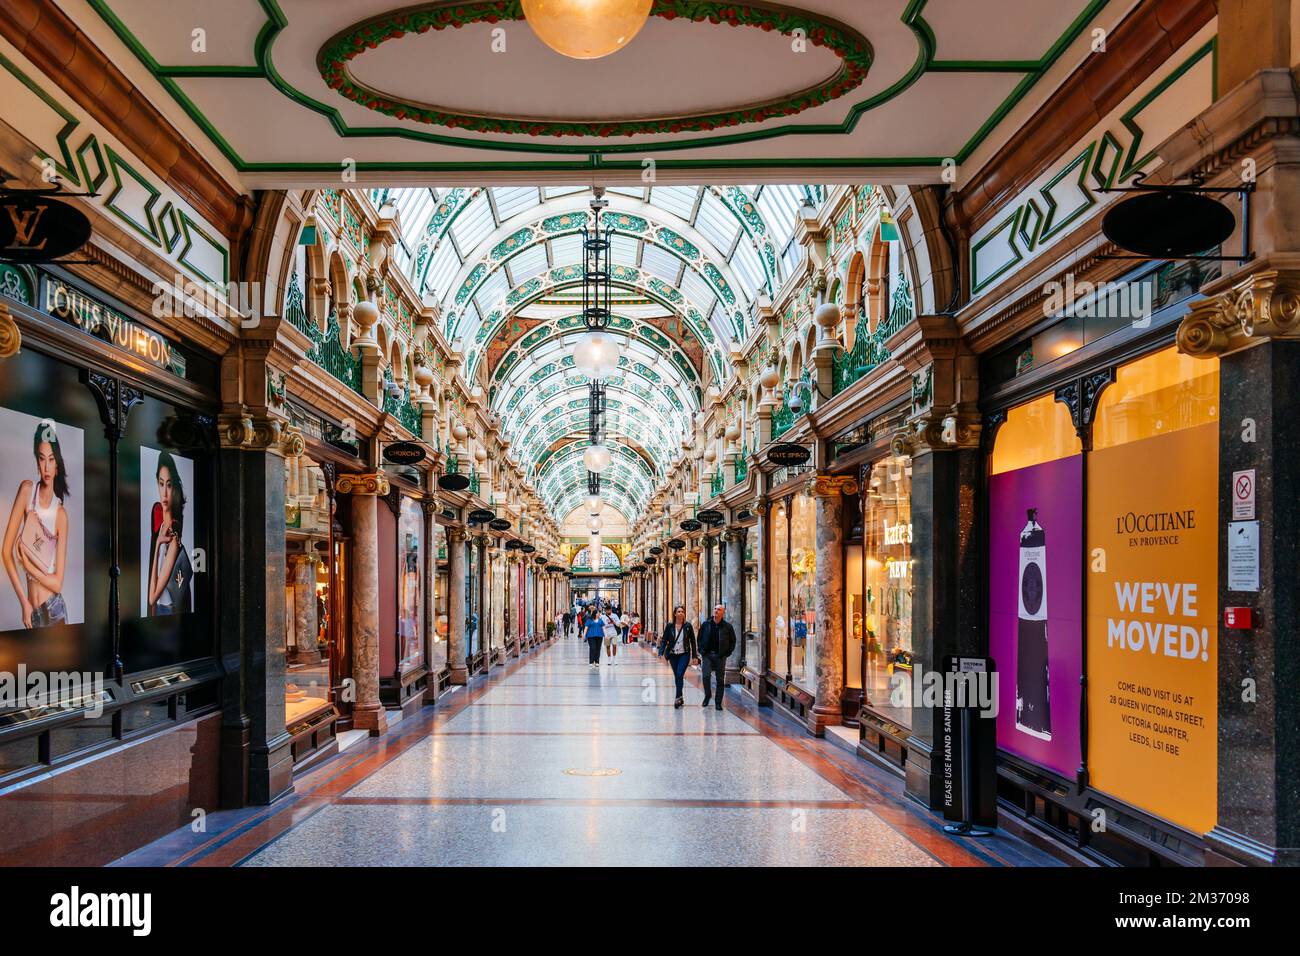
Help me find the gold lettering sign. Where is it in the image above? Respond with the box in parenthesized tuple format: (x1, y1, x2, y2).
(41, 276, 184, 375)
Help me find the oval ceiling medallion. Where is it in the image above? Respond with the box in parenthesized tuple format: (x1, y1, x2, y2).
(318, 2, 872, 139)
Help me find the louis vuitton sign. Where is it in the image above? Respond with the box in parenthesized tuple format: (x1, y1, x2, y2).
(39, 272, 186, 377)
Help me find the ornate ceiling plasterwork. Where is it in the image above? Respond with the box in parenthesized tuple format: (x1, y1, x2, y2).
(82, 0, 1118, 179)
(317, 1, 873, 138)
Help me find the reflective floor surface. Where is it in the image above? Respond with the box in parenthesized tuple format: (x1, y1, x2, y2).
(116, 640, 1061, 867)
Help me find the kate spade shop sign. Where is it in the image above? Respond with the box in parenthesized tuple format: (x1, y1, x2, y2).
(39, 272, 186, 377)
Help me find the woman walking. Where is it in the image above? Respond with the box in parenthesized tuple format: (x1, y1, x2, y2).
(584, 605, 605, 667)
(658, 605, 697, 708)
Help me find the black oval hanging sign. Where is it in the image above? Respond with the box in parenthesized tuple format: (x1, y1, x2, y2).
(521, 543, 537, 554)
(1101, 190, 1236, 258)
(468, 508, 496, 524)
(680, 518, 702, 533)
(0, 193, 91, 263)
(696, 508, 724, 526)
(437, 471, 470, 491)
(667, 538, 686, 551)
(383, 441, 426, 466)
(768, 442, 811, 467)
(488, 518, 513, 532)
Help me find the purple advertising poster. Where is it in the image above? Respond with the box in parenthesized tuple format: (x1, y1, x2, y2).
(987, 454, 1083, 778)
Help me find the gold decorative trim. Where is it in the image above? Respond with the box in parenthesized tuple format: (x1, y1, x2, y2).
(0, 302, 20, 359)
(336, 472, 391, 496)
(288, 553, 320, 569)
(218, 414, 255, 449)
(280, 424, 306, 458)
(1178, 270, 1300, 358)
(806, 474, 859, 497)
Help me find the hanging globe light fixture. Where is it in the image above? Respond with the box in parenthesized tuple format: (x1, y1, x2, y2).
(572, 328, 621, 379)
(584, 441, 612, 473)
(586, 493, 601, 512)
(521, 0, 653, 60)
(588, 514, 603, 531)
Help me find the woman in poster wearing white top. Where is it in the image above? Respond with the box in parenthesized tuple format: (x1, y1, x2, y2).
(2, 420, 71, 628)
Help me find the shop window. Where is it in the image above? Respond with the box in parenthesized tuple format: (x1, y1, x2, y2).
(1086, 347, 1218, 835)
(987, 394, 1083, 776)
(284, 455, 333, 730)
(397, 497, 423, 673)
(861, 455, 913, 727)
(845, 544, 863, 691)
(789, 493, 817, 692)
(768, 501, 789, 677)
(431, 523, 449, 672)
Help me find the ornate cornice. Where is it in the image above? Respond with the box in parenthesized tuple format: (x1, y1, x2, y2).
(336, 472, 392, 496)
(0, 303, 20, 359)
(1178, 269, 1300, 357)
(806, 474, 859, 498)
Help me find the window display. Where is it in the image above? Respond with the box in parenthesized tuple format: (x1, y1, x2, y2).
(789, 492, 816, 692)
(1086, 347, 1218, 834)
(768, 498, 789, 678)
(743, 561, 758, 667)
(397, 497, 423, 673)
(431, 522, 449, 672)
(845, 544, 863, 691)
(987, 394, 1082, 774)
(861, 454, 913, 728)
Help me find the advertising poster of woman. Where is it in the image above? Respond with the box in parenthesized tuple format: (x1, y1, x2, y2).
(0, 410, 85, 631)
(397, 497, 422, 672)
(140, 446, 195, 616)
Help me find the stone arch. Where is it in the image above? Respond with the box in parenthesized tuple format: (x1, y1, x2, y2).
(867, 226, 889, 333)
(844, 250, 866, 350)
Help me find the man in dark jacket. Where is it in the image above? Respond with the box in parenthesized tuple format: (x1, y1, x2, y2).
(696, 603, 737, 710)
(659, 605, 697, 708)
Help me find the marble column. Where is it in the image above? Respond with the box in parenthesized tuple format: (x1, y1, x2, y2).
(217, 412, 296, 807)
(288, 553, 320, 665)
(447, 527, 469, 685)
(337, 472, 390, 736)
(805, 475, 856, 736)
(510, 554, 522, 657)
(724, 528, 746, 683)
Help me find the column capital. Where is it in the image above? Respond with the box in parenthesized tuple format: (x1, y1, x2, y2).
(723, 527, 748, 544)
(287, 552, 319, 569)
(0, 302, 20, 359)
(447, 526, 467, 544)
(218, 411, 295, 453)
(336, 472, 391, 496)
(420, 497, 440, 517)
(806, 474, 859, 498)
(1178, 269, 1300, 358)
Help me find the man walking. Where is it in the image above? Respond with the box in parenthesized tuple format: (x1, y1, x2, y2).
(696, 603, 737, 710)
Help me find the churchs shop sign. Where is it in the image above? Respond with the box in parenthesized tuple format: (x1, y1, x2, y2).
(38, 271, 186, 377)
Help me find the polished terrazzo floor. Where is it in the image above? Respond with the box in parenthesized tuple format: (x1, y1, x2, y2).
(116, 639, 1061, 867)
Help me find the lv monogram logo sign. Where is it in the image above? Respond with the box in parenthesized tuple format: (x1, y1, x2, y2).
(0, 192, 91, 263)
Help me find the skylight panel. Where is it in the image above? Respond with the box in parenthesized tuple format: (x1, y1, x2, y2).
(695, 191, 740, 253)
(730, 237, 766, 292)
(640, 244, 679, 283)
(649, 185, 697, 221)
(451, 194, 496, 254)
(549, 233, 582, 267)
(544, 185, 588, 199)
(611, 234, 640, 267)
(423, 240, 461, 299)
(509, 243, 548, 281)
(680, 268, 716, 311)
(491, 186, 540, 223)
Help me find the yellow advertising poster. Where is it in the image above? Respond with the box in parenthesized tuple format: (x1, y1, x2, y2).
(1086, 348, 1218, 835)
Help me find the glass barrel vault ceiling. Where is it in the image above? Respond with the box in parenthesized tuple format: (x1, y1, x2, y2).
(373, 185, 825, 525)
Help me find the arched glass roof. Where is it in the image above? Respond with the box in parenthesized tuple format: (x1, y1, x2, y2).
(373, 184, 826, 526)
